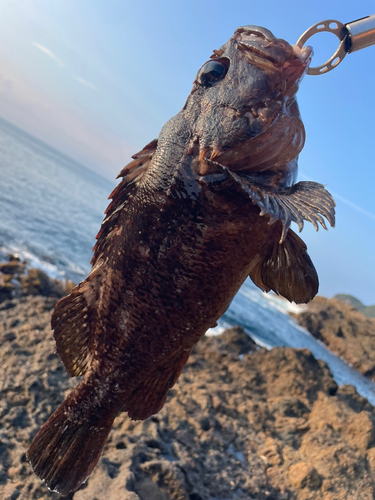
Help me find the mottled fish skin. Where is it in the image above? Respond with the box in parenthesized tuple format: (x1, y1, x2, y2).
(27, 25, 335, 494)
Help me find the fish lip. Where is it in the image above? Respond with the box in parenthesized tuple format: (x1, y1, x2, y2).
(282, 45, 313, 80)
(238, 40, 287, 69)
(291, 44, 313, 62)
(288, 44, 313, 68)
(239, 41, 312, 74)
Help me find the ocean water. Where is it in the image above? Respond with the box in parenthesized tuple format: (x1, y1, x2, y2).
(0, 116, 114, 282)
(2, 116, 375, 405)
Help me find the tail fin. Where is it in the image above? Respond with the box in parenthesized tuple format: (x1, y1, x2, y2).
(27, 381, 118, 495)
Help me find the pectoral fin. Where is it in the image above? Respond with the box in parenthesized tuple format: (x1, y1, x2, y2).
(249, 227, 319, 304)
(220, 165, 336, 243)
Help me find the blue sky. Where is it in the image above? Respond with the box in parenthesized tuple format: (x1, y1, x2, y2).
(0, 0, 374, 304)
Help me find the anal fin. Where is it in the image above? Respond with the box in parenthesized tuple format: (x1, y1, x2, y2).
(125, 348, 192, 420)
(249, 228, 319, 304)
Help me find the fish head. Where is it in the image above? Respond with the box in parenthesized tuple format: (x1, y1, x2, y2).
(186, 25, 313, 186)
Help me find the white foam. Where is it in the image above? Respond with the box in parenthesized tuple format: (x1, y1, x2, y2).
(215, 278, 375, 406)
(0, 242, 86, 280)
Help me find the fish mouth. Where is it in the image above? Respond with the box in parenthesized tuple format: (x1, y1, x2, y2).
(234, 26, 312, 79)
(283, 44, 313, 80)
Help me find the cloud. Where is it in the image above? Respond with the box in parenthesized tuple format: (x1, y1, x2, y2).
(32, 42, 66, 69)
(75, 77, 96, 91)
(32, 43, 96, 91)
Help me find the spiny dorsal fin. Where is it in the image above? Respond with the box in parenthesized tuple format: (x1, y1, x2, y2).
(115, 138, 158, 180)
(249, 227, 319, 304)
(52, 139, 158, 377)
(92, 138, 158, 265)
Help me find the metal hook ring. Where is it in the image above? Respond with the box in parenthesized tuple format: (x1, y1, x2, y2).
(297, 19, 349, 75)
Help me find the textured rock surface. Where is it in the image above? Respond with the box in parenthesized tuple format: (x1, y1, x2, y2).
(1, 296, 375, 499)
(294, 296, 375, 380)
(0, 255, 75, 303)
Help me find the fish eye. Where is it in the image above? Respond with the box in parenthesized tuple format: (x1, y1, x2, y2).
(197, 59, 229, 87)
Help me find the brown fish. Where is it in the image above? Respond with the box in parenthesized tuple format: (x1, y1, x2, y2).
(27, 25, 335, 494)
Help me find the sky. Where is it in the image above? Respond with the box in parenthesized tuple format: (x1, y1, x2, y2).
(0, 0, 374, 304)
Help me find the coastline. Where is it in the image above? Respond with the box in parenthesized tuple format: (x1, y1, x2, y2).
(1, 258, 375, 498)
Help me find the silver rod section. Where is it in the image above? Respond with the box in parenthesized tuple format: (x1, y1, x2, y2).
(346, 15, 375, 52)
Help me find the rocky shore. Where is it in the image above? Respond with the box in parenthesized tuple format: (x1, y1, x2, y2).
(294, 296, 375, 380)
(1, 258, 375, 499)
(0, 256, 74, 302)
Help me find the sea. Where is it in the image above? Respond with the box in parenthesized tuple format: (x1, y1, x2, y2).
(2, 116, 375, 405)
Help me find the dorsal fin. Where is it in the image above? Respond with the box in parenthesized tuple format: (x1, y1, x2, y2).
(52, 139, 158, 377)
(92, 138, 158, 265)
(249, 227, 319, 304)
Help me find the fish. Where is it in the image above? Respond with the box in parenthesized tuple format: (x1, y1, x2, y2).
(27, 25, 335, 494)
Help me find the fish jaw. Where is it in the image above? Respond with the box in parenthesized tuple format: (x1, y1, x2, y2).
(283, 44, 313, 95)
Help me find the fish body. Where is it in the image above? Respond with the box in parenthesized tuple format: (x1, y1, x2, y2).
(27, 26, 335, 494)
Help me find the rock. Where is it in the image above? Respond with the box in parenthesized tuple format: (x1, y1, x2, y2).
(219, 326, 257, 355)
(0, 281, 14, 302)
(0, 256, 26, 303)
(366, 447, 375, 472)
(193, 325, 257, 356)
(0, 258, 25, 276)
(21, 268, 62, 297)
(258, 439, 283, 466)
(0, 254, 75, 303)
(1, 296, 375, 499)
(308, 392, 375, 452)
(74, 462, 139, 500)
(247, 346, 338, 400)
(294, 296, 375, 380)
(1, 484, 21, 500)
(288, 462, 321, 490)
